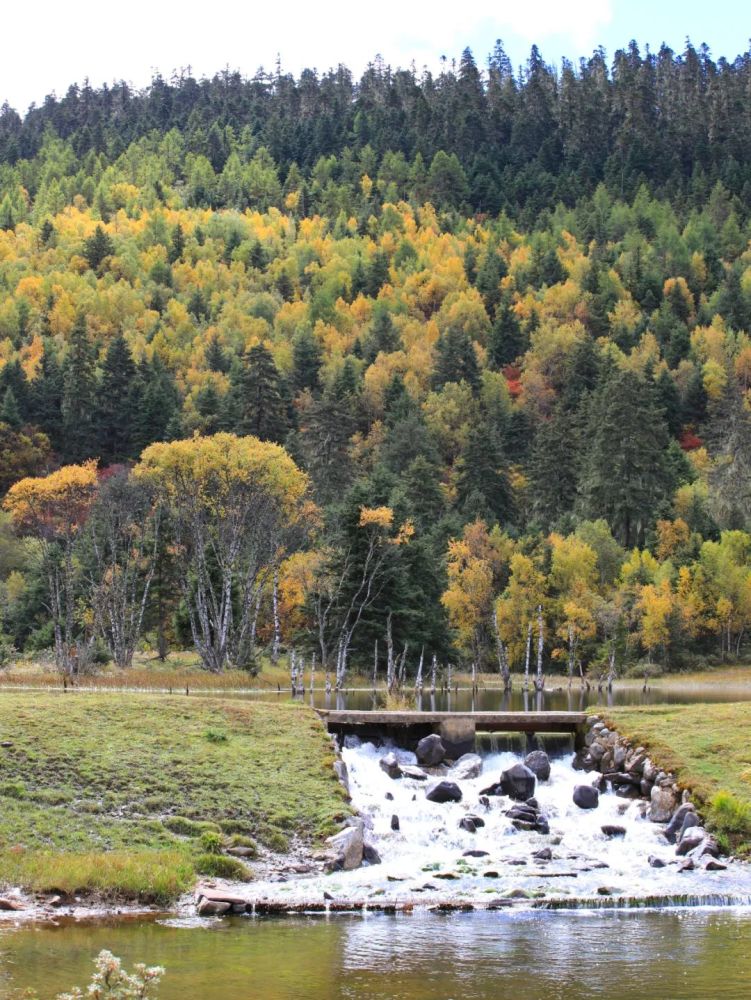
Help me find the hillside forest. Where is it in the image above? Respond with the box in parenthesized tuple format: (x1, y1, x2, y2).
(0, 41, 750, 683)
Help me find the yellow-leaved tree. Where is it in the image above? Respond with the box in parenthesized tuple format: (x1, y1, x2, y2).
(134, 433, 314, 672)
(3, 461, 98, 675)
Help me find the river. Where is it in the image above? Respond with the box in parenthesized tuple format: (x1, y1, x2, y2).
(2, 909, 751, 999)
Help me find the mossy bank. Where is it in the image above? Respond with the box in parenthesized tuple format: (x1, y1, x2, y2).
(0, 693, 350, 906)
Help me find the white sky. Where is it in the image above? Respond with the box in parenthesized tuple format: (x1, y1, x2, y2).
(2, 0, 747, 114)
(4, 0, 614, 112)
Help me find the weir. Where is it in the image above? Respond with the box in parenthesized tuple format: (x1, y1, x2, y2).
(317, 710, 588, 755)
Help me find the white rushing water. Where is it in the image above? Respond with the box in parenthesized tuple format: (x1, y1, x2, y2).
(246, 741, 751, 909)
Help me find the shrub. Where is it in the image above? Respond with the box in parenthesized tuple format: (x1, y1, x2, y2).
(198, 830, 223, 855)
(218, 819, 254, 836)
(707, 791, 751, 838)
(194, 853, 251, 880)
(204, 727, 229, 743)
(162, 816, 220, 837)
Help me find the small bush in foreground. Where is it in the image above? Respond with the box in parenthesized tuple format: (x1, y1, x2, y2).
(707, 791, 751, 839)
(56, 949, 164, 999)
(195, 853, 251, 880)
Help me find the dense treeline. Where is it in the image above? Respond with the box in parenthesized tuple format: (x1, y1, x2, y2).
(0, 40, 750, 680)
(3, 41, 751, 222)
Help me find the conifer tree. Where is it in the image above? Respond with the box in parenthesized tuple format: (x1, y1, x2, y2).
(228, 344, 288, 443)
(61, 314, 98, 462)
(97, 335, 138, 463)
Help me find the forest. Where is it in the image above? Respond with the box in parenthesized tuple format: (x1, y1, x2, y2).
(0, 40, 750, 682)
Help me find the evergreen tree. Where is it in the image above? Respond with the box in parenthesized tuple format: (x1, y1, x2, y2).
(82, 224, 115, 272)
(61, 313, 98, 462)
(456, 423, 514, 525)
(228, 344, 288, 442)
(579, 369, 676, 548)
(528, 405, 580, 528)
(97, 335, 138, 463)
(432, 327, 481, 391)
(363, 309, 399, 362)
(30, 343, 64, 450)
(0, 388, 21, 429)
(291, 328, 322, 393)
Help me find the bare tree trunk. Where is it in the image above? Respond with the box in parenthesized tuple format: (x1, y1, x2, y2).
(309, 653, 316, 693)
(430, 654, 437, 694)
(523, 623, 532, 691)
(372, 639, 378, 691)
(415, 646, 424, 692)
(492, 607, 511, 692)
(271, 568, 281, 665)
(397, 643, 408, 687)
(535, 605, 544, 692)
(386, 612, 395, 693)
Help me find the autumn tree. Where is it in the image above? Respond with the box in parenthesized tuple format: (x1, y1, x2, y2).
(3, 461, 98, 675)
(134, 433, 312, 671)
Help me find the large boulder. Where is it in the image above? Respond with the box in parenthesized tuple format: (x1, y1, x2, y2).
(325, 820, 364, 871)
(416, 734, 446, 767)
(426, 780, 463, 804)
(452, 753, 483, 780)
(676, 828, 707, 856)
(500, 763, 537, 801)
(573, 785, 600, 809)
(664, 805, 697, 843)
(401, 765, 428, 781)
(649, 785, 680, 823)
(197, 897, 232, 916)
(379, 752, 402, 779)
(524, 750, 551, 781)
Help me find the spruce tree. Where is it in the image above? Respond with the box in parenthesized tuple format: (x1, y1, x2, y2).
(228, 344, 288, 442)
(432, 327, 481, 391)
(579, 369, 675, 548)
(0, 388, 21, 429)
(30, 343, 64, 450)
(291, 328, 322, 393)
(61, 314, 98, 462)
(97, 335, 137, 463)
(456, 423, 514, 525)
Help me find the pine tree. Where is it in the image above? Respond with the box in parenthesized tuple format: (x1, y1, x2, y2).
(432, 327, 481, 391)
(457, 423, 514, 525)
(363, 309, 399, 362)
(0, 388, 21, 428)
(579, 369, 675, 548)
(30, 343, 64, 450)
(528, 405, 580, 528)
(97, 335, 138, 463)
(291, 328, 322, 393)
(82, 224, 115, 272)
(61, 314, 98, 462)
(228, 344, 288, 442)
(131, 358, 179, 453)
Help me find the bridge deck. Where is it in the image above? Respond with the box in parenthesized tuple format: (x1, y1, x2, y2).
(317, 710, 586, 733)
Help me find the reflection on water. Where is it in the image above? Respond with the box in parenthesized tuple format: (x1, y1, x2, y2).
(282, 682, 751, 713)
(2, 910, 751, 999)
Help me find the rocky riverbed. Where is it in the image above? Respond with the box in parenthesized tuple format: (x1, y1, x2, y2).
(192, 715, 751, 916)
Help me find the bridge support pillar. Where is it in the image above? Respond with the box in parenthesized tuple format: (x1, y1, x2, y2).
(438, 717, 476, 758)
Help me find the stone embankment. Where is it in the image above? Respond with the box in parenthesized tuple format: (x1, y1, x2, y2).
(576, 715, 723, 870)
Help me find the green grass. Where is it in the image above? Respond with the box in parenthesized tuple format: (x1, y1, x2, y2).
(606, 703, 751, 851)
(0, 693, 350, 902)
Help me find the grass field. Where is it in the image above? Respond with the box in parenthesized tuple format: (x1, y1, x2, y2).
(607, 702, 751, 851)
(0, 694, 350, 903)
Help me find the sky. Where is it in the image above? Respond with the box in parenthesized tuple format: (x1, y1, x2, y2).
(3, 0, 750, 114)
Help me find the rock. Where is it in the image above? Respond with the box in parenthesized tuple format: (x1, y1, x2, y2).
(416, 734, 446, 767)
(226, 846, 255, 857)
(385, 791, 394, 801)
(533, 847, 553, 861)
(479, 795, 490, 808)
(500, 763, 536, 801)
(615, 785, 641, 800)
(333, 758, 350, 792)
(676, 829, 706, 856)
(648, 855, 666, 868)
(452, 753, 483, 780)
(390, 814, 400, 831)
(588, 742, 606, 763)
(698, 836, 720, 859)
(664, 804, 696, 844)
(426, 780, 462, 804)
(463, 849, 489, 857)
(596, 886, 614, 896)
(379, 752, 402, 779)
(0, 897, 24, 911)
(678, 858, 695, 872)
(524, 750, 551, 781)
(362, 842, 382, 865)
(401, 765, 428, 781)
(613, 745, 627, 769)
(591, 773, 607, 793)
(573, 785, 600, 809)
(526, 797, 539, 809)
(704, 858, 727, 871)
(679, 812, 701, 840)
(459, 816, 477, 833)
(511, 819, 537, 831)
(325, 821, 364, 871)
(506, 805, 538, 822)
(536, 816, 550, 835)
(642, 759, 657, 783)
(466, 813, 485, 828)
(197, 897, 232, 916)
(480, 782, 503, 796)
(601, 825, 626, 838)
(649, 785, 680, 823)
